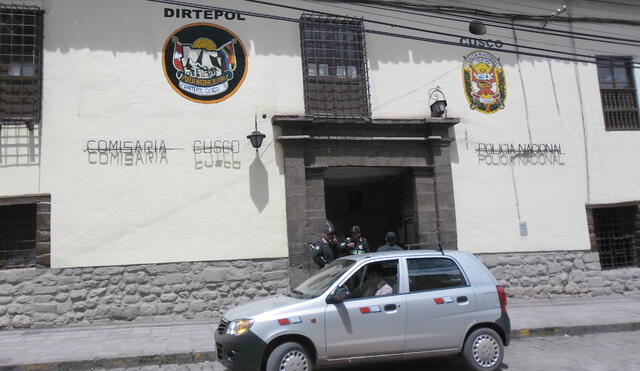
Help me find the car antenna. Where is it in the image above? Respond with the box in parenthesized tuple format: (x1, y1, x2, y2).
(437, 242, 445, 256)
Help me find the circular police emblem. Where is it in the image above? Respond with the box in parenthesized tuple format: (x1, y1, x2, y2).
(162, 23, 248, 103)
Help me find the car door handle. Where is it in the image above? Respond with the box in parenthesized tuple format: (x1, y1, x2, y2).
(457, 296, 468, 303)
(384, 304, 399, 312)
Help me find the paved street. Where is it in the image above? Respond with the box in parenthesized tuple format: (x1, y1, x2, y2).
(105, 331, 640, 371)
(4, 296, 639, 369)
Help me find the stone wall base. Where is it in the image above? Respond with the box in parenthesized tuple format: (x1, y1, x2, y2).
(0, 258, 289, 330)
(3, 251, 640, 329)
(477, 251, 640, 299)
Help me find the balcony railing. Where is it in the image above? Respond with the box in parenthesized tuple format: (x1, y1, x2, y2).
(601, 88, 640, 130)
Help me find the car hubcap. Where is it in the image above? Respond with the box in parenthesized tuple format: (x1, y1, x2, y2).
(472, 334, 500, 368)
(279, 350, 309, 371)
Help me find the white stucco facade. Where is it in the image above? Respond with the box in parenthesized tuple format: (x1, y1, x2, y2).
(1, 0, 639, 267)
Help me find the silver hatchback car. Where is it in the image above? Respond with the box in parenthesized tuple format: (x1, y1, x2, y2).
(214, 250, 510, 371)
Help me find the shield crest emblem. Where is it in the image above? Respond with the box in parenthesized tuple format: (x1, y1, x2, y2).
(462, 50, 506, 114)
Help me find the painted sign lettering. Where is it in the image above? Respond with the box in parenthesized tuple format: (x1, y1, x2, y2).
(459, 37, 504, 49)
(84, 139, 174, 166)
(193, 139, 241, 170)
(164, 8, 246, 21)
(476, 143, 566, 166)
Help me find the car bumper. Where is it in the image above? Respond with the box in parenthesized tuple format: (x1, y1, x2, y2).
(214, 331, 267, 371)
(496, 311, 511, 346)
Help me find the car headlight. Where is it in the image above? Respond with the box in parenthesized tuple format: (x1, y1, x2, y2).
(225, 319, 254, 336)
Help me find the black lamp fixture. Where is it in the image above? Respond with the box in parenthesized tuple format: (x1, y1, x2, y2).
(469, 20, 487, 35)
(428, 86, 447, 118)
(247, 114, 266, 153)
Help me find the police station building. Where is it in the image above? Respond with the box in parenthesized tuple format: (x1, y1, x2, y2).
(1, 0, 640, 329)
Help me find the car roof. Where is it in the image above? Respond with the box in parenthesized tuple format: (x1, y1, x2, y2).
(338, 250, 473, 262)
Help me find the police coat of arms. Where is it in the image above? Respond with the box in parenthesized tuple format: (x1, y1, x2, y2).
(462, 50, 506, 114)
(162, 23, 247, 103)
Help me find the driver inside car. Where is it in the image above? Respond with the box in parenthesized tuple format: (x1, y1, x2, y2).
(361, 264, 393, 297)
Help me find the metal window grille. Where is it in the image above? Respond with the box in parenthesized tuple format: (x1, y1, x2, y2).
(300, 14, 371, 119)
(596, 57, 640, 131)
(592, 205, 639, 270)
(0, 4, 43, 130)
(0, 203, 37, 269)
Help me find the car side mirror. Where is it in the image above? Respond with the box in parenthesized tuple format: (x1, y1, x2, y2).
(326, 286, 351, 304)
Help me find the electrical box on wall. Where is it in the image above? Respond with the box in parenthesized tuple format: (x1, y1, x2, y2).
(519, 221, 528, 237)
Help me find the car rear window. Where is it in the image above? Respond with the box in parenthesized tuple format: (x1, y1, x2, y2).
(407, 258, 467, 292)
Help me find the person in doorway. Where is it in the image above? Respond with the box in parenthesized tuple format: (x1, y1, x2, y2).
(340, 225, 370, 255)
(311, 221, 338, 269)
(377, 231, 403, 252)
(362, 264, 393, 297)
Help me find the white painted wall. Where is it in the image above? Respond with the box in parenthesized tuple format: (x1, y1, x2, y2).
(1, 0, 639, 266)
(365, 0, 640, 254)
(39, 0, 303, 267)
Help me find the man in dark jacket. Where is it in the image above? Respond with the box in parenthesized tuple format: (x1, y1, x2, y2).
(377, 231, 403, 252)
(340, 225, 370, 255)
(311, 222, 338, 268)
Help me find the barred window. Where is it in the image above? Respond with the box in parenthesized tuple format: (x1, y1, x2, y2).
(300, 15, 371, 119)
(592, 205, 639, 270)
(596, 56, 639, 131)
(0, 4, 44, 130)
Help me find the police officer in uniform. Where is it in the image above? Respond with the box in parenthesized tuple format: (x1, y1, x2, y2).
(311, 222, 338, 269)
(377, 231, 403, 252)
(340, 225, 370, 255)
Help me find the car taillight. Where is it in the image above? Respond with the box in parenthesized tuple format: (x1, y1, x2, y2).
(497, 285, 507, 313)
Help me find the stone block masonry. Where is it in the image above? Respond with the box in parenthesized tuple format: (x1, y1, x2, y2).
(0, 258, 289, 330)
(3, 251, 639, 330)
(477, 251, 640, 299)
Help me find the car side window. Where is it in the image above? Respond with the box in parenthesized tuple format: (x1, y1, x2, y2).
(344, 260, 399, 299)
(407, 258, 467, 292)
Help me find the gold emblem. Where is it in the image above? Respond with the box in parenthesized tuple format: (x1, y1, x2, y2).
(462, 50, 506, 114)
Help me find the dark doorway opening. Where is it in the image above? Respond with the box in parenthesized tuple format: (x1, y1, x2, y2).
(324, 167, 416, 251)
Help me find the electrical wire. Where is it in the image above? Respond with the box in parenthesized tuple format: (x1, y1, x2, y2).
(145, 0, 640, 68)
(300, 0, 639, 61)
(349, 0, 640, 46)
(430, 8, 640, 44)
(235, 0, 640, 65)
(422, 0, 551, 15)
(583, 0, 640, 9)
(493, 0, 640, 38)
(349, 0, 640, 25)
(485, 0, 557, 12)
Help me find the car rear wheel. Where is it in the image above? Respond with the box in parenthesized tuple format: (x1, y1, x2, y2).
(266, 341, 313, 371)
(463, 328, 504, 371)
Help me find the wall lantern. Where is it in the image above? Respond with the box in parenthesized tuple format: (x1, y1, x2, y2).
(428, 86, 447, 118)
(247, 114, 266, 153)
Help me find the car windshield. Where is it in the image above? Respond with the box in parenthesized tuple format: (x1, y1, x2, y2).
(292, 259, 355, 298)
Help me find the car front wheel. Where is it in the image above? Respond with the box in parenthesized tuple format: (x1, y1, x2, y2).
(463, 328, 504, 371)
(266, 341, 313, 371)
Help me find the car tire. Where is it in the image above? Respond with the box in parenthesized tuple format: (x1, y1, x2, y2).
(266, 341, 313, 371)
(462, 328, 504, 371)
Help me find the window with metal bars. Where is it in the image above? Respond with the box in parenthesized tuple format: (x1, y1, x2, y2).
(592, 205, 639, 270)
(0, 203, 36, 269)
(0, 4, 43, 130)
(596, 56, 640, 131)
(300, 15, 371, 119)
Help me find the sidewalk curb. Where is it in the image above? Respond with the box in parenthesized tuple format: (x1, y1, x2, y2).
(511, 322, 640, 339)
(0, 352, 216, 371)
(2, 323, 639, 370)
